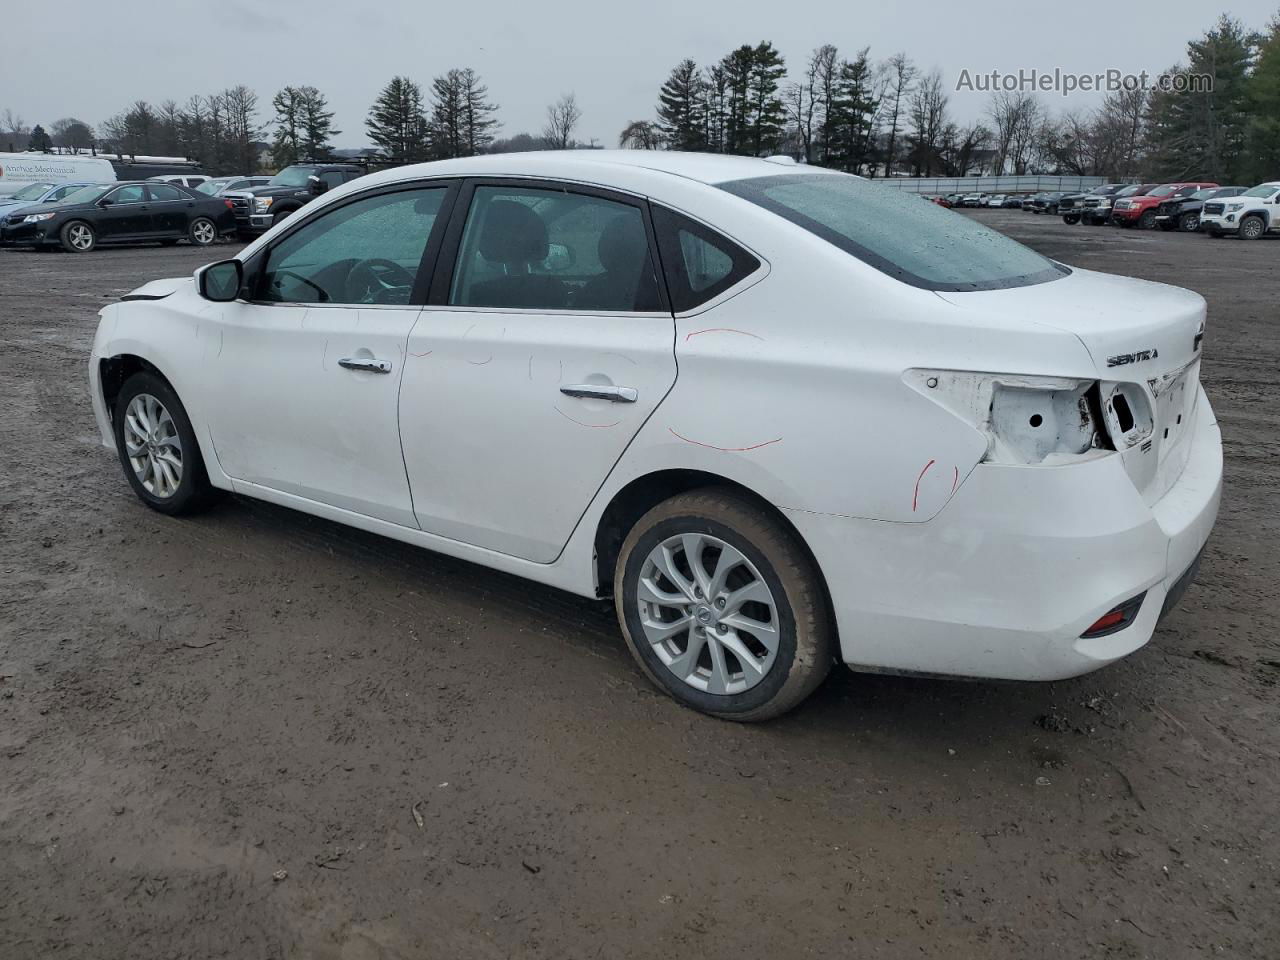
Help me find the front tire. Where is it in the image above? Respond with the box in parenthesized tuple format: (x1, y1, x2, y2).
(60, 220, 95, 253)
(1138, 210, 1157, 230)
(614, 489, 833, 722)
(1063, 214, 1080, 225)
(188, 217, 217, 246)
(1178, 212, 1201, 232)
(1239, 215, 1265, 240)
(112, 372, 216, 515)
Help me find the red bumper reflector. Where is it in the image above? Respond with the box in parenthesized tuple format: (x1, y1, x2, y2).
(1081, 592, 1147, 639)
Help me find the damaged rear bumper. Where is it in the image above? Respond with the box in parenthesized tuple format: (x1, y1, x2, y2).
(784, 387, 1222, 681)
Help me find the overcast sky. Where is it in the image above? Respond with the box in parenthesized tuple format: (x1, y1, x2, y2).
(2, 0, 1276, 149)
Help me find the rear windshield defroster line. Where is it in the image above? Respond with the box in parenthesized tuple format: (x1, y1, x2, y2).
(719, 174, 1069, 293)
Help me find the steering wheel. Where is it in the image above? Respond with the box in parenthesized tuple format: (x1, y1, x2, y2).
(346, 258, 416, 304)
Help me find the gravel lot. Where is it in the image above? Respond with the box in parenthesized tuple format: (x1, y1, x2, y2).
(1, 211, 1277, 959)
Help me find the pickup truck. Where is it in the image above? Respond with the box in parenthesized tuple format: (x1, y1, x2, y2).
(1199, 182, 1280, 239)
(1058, 184, 1131, 225)
(1111, 182, 1217, 229)
(1154, 186, 1246, 232)
(225, 162, 368, 237)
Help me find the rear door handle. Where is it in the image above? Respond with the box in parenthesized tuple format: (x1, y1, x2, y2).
(560, 384, 637, 403)
(338, 357, 393, 374)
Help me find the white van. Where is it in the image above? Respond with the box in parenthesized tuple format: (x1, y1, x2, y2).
(0, 152, 116, 197)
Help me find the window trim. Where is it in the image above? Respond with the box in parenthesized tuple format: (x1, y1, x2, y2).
(427, 177, 672, 316)
(650, 204, 765, 314)
(106, 184, 148, 205)
(242, 178, 461, 307)
(145, 184, 186, 203)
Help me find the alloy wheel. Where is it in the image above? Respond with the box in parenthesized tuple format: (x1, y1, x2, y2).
(191, 219, 216, 245)
(636, 533, 779, 695)
(69, 224, 93, 250)
(123, 393, 183, 498)
(1241, 218, 1264, 239)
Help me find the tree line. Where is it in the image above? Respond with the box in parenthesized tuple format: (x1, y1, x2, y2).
(0, 68, 588, 175)
(624, 10, 1280, 184)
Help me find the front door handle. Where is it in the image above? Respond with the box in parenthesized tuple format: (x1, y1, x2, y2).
(338, 357, 393, 374)
(560, 384, 638, 403)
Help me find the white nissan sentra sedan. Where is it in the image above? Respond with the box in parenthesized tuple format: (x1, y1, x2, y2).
(89, 151, 1222, 721)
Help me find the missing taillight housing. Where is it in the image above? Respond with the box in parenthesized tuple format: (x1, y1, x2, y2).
(1112, 393, 1135, 433)
(1100, 382, 1155, 449)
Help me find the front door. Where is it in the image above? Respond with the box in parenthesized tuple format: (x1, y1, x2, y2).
(399, 181, 677, 563)
(202, 183, 453, 527)
(97, 184, 152, 240)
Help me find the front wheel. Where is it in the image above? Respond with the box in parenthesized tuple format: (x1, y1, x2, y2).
(113, 372, 216, 515)
(614, 489, 833, 721)
(1063, 214, 1080, 225)
(1239, 216, 1265, 240)
(188, 217, 217, 246)
(60, 220, 95, 253)
(1138, 210, 1157, 230)
(1178, 212, 1201, 232)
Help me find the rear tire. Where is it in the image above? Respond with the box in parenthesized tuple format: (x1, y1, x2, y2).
(614, 488, 833, 722)
(60, 220, 95, 253)
(188, 217, 217, 246)
(1063, 214, 1080, 225)
(112, 372, 217, 516)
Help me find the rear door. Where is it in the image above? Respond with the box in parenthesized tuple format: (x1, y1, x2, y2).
(398, 179, 677, 562)
(145, 183, 191, 236)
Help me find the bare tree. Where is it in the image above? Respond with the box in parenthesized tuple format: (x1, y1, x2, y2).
(907, 69, 948, 176)
(542, 93, 582, 149)
(619, 120, 662, 149)
(51, 118, 95, 152)
(988, 91, 1043, 174)
(0, 109, 29, 136)
(877, 53, 916, 176)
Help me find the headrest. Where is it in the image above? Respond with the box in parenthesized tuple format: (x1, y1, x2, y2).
(478, 200, 549, 266)
(597, 213, 647, 273)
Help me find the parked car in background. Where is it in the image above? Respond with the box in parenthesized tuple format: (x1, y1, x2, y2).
(985, 194, 1007, 207)
(960, 193, 987, 207)
(1083, 184, 1154, 225)
(1200, 181, 1280, 239)
(1022, 194, 1043, 211)
(1031, 192, 1071, 215)
(1112, 182, 1218, 229)
(1059, 184, 1131, 225)
(0, 180, 97, 215)
(88, 152, 1220, 721)
(148, 174, 211, 190)
(196, 176, 272, 197)
(0, 181, 235, 251)
(0, 151, 117, 196)
(1155, 186, 1246, 232)
(1002, 195, 1023, 208)
(225, 161, 368, 237)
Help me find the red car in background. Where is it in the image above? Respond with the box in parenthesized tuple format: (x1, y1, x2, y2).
(1111, 182, 1218, 229)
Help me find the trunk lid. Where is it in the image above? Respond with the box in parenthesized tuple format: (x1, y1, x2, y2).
(937, 266, 1206, 503)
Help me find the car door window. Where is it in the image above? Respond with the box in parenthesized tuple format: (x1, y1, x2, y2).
(109, 185, 146, 204)
(148, 184, 184, 202)
(321, 171, 347, 190)
(449, 185, 662, 312)
(257, 187, 447, 305)
(651, 206, 760, 311)
(49, 184, 82, 201)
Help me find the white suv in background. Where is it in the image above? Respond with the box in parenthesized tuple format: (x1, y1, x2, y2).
(1200, 181, 1280, 238)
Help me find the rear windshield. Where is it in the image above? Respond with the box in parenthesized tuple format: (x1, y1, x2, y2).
(720, 174, 1067, 292)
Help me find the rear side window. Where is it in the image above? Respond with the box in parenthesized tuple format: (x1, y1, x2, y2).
(720, 174, 1067, 292)
(651, 206, 760, 312)
(148, 184, 184, 201)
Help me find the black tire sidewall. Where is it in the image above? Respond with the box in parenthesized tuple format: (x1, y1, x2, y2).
(61, 220, 94, 253)
(1180, 213, 1199, 232)
(1240, 217, 1263, 239)
(189, 217, 216, 245)
(112, 373, 206, 515)
(618, 512, 799, 717)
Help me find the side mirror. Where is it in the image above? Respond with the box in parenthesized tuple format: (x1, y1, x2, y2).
(97, 198, 113, 207)
(198, 259, 243, 302)
(308, 175, 327, 196)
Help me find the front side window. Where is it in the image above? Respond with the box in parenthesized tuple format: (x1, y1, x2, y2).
(148, 184, 184, 201)
(258, 187, 447, 305)
(321, 171, 347, 190)
(721, 173, 1066, 292)
(270, 166, 317, 188)
(109, 185, 146, 204)
(1242, 184, 1280, 199)
(448, 185, 662, 312)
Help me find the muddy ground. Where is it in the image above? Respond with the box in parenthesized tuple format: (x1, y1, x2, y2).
(1, 211, 1277, 959)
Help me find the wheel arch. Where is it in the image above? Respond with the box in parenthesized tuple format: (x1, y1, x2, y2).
(592, 469, 836, 638)
(98, 353, 173, 422)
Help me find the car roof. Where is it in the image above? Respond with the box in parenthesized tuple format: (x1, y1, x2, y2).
(361, 150, 826, 189)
